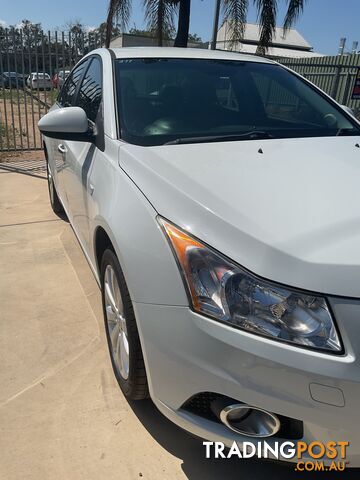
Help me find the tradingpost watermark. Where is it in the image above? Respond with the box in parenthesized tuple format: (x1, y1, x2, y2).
(203, 440, 350, 472)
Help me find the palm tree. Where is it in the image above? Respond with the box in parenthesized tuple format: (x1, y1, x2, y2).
(218, 0, 307, 54)
(144, 0, 177, 46)
(105, 0, 176, 47)
(105, 0, 131, 47)
(173, 0, 191, 47)
(106, 0, 306, 52)
(175, 0, 306, 50)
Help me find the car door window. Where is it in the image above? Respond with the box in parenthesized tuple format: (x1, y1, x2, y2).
(75, 58, 102, 123)
(58, 59, 90, 107)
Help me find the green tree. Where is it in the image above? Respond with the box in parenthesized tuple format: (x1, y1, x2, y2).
(128, 26, 175, 40)
(64, 20, 86, 63)
(95, 21, 121, 44)
(20, 19, 43, 48)
(128, 27, 155, 37)
(188, 32, 202, 42)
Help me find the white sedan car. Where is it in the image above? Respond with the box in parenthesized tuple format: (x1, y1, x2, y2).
(27, 72, 52, 90)
(39, 48, 360, 466)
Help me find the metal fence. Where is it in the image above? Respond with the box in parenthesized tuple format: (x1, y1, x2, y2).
(0, 28, 103, 152)
(277, 54, 360, 113)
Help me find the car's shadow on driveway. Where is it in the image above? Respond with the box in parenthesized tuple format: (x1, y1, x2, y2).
(128, 398, 301, 479)
(130, 399, 360, 479)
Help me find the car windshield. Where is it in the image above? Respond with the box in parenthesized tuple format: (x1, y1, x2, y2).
(114, 58, 360, 146)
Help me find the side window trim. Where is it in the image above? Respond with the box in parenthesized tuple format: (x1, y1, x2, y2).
(72, 58, 93, 107)
(56, 57, 91, 107)
(73, 54, 103, 124)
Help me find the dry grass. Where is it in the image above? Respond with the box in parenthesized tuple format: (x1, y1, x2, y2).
(0, 88, 57, 151)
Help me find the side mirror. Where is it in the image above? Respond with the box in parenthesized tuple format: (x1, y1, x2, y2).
(38, 107, 93, 142)
(341, 105, 355, 117)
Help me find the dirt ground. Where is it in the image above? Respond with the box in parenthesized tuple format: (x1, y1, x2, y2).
(0, 89, 56, 150)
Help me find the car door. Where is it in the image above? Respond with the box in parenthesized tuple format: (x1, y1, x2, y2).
(62, 56, 103, 252)
(50, 59, 91, 211)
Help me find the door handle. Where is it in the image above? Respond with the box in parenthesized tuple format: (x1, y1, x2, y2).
(58, 144, 67, 155)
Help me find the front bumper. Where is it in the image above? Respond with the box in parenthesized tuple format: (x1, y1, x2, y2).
(133, 297, 360, 466)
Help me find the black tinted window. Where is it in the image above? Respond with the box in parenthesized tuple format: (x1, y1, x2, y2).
(75, 58, 102, 122)
(115, 58, 359, 146)
(58, 60, 89, 107)
(252, 71, 320, 124)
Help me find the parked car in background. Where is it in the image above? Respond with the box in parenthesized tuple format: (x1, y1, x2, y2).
(39, 47, 360, 467)
(27, 72, 52, 90)
(52, 70, 71, 89)
(0, 71, 25, 89)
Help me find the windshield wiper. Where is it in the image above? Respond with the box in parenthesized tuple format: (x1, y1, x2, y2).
(164, 130, 274, 145)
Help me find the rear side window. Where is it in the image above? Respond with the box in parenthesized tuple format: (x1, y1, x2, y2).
(75, 58, 102, 122)
(58, 59, 90, 107)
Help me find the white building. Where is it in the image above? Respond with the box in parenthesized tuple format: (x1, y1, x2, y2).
(110, 33, 204, 49)
(216, 22, 323, 58)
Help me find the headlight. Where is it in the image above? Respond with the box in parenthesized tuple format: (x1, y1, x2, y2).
(159, 218, 342, 353)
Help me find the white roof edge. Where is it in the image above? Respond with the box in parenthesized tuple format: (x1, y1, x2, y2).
(110, 47, 275, 63)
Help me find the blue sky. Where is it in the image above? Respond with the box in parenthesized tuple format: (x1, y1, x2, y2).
(0, 0, 359, 55)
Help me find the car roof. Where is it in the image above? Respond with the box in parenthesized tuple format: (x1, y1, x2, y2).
(109, 47, 275, 64)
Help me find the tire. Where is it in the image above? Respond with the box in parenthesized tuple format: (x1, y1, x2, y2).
(45, 155, 64, 215)
(101, 249, 149, 400)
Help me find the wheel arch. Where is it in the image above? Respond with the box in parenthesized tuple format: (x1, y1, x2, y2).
(94, 225, 115, 278)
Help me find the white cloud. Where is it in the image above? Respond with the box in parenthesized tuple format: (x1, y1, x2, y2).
(84, 25, 96, 33)
(0, 19, 8, 28)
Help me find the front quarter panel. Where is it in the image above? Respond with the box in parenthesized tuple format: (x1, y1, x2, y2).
(88, 137, 188, 306)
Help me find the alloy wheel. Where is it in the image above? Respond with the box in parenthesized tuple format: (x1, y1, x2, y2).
(104, 264, 130, 380)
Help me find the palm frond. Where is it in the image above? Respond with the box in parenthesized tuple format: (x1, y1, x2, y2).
(144, 0, 176, 46)
(254, 0, 278, 55)
(221, 0, 248, 49)
(283, 0, 306, 32)
(105, 0, 131, 47)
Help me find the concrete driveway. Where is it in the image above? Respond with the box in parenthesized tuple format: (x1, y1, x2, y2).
(0, 164, 347, 479)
